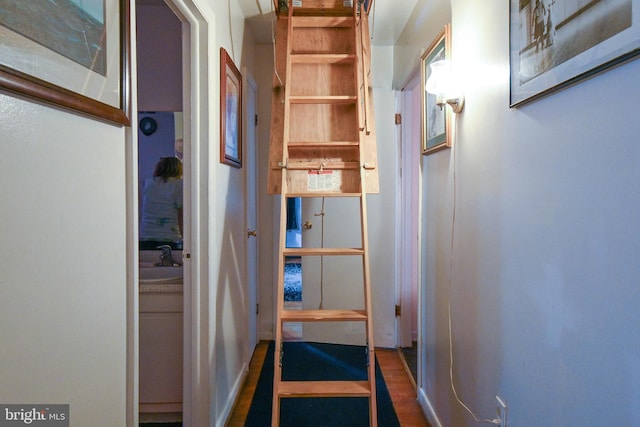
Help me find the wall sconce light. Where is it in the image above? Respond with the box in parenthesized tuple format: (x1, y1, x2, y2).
(425, 60, 464, 114)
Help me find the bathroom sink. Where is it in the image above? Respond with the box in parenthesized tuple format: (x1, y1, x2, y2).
(139, 265, 183, 282)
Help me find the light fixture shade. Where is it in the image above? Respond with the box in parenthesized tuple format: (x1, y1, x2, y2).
(425, 60, 453, 95)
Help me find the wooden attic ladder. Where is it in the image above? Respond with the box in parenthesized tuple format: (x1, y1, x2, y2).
(268, 0, 379, 425)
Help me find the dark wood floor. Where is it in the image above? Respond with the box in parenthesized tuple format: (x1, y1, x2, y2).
(226, 341, 430, 426)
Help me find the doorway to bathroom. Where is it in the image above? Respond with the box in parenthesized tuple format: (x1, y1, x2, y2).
(136, 0, 186, 423)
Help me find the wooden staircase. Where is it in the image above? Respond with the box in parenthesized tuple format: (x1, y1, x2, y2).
(268, 1, 378, 425)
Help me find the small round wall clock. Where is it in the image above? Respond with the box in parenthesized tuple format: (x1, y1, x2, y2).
(139, 117, 157, 136)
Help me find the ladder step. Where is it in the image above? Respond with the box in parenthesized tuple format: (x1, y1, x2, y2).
(291, 16, 354, 28)
(270, 161, 361, 170)
(288, 141, 359, 147)
(289, 95, 357, 104)
(278, 380, 371, 398)
(281, 309, 368, 322)
(284, 247, 364, 256)
(286, 192, 363, 198)
(290, 53, 356, 64)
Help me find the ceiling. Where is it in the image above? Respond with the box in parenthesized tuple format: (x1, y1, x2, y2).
(236, 0, 418, 45)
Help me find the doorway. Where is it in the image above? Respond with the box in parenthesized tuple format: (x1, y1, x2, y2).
(136, 0, 186, 423)
(398, 71, 422, 382)
(284, 197, 303, 340)
(244, 69, 259, 359)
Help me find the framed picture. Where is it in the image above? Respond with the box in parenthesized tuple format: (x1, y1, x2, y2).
(220, 47, 243, 168)
(0, 0, 131, 126)
(510, 0, 640, 106)
(421, 24, 452, 155)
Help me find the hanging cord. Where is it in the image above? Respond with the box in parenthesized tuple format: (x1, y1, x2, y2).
(447, 122, 500, 426)
(270, 0, 285, 89)
(315, 197, 326, 309)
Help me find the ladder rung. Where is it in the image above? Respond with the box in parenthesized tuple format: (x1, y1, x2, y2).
(289, 95, 357, 104)
(278, 380, 371, 398)
(290, 53, 356, 64)
(291, 16, 354, 28)
(286, 192, 362, 198)
(281, 309, 367, 322)
(284, 247, 364, 256)
(272, 161, 360, 170)
(288, 141, 359, 147)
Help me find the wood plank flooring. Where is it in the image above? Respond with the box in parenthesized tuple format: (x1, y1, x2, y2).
(226, 341, 430, 426)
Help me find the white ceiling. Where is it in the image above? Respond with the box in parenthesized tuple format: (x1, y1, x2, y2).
(237, 0, 418, 46)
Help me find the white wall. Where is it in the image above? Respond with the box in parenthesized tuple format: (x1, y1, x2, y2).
(399, 0, 640, 426)
(201, 0, 257, 425)
(0, 96, 128, 426)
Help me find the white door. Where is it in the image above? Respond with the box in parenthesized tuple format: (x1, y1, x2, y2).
(398, 73, 421, 347)
(244, 71, 259, 358)
(301, 196, 365, 345)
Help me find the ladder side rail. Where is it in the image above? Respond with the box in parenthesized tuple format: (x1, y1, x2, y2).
(360, 172, 378, 427)
(358, 5, 372, 135)
(353, 4, 377, 425)
(272, 2, 295, 426)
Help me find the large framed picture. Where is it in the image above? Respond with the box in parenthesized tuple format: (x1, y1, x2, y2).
(510, 0, 640, 106)
(0, 0, 131, 125)
(421, 24, 452, 155)
(220, 47, 243, 168)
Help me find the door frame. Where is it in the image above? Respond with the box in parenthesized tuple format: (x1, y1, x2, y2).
(396, 71, 422, 349)
(243, 68, 259, 362)
(127, 1, 215, 426)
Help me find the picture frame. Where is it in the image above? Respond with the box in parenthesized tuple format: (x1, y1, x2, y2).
(421, 24, 452, 155)
(0, 0, 131, 126)
(510, 0, 640, 107)
(220, 47, 243, 168)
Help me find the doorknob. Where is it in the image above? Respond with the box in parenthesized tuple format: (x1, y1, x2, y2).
(247, 229, 257, 237)
(303, 220, 312, 230)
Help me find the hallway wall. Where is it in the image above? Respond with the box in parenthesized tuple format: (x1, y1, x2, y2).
(398, 0, 640, 426)
(0, 91, 128, 425)
(203, 0, 257, 424)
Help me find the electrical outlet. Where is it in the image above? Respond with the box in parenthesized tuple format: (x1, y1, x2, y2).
(496, 395, 507, 427)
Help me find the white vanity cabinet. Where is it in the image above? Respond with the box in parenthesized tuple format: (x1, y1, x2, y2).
(139, 285, 183, 413)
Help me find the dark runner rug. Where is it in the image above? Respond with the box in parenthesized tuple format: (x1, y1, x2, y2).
(245, 341, 400, 427)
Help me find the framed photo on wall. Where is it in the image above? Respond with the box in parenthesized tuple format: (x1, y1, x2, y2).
(510, 0, 640, 106)
(220, 47, 243, 168)
(421, 24, 452, 155)
(0, 0, 131, 125)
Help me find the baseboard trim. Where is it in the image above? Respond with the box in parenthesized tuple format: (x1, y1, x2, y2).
(216, 361, 249, 427)
(418, 387, 443, 427)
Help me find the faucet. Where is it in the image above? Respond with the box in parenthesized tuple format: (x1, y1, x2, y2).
(157, 245, 180, 266)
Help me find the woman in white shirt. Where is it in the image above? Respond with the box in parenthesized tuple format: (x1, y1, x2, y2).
(140, 157, 183, 246)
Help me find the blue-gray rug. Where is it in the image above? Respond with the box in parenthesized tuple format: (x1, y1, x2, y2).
(284, 263, 302, 301)
(245, 341, 400, 427)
